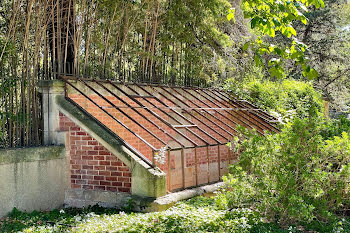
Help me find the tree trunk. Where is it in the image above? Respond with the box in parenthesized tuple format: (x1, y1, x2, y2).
(48, 0, 75, 77)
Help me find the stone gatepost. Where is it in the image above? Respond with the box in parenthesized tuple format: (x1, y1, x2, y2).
(37, 80, 66, 145)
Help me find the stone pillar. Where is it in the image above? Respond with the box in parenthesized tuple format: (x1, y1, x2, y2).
(37, 80, 66, 145)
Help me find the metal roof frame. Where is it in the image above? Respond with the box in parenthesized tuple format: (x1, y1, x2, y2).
(60, 76, 279, 168)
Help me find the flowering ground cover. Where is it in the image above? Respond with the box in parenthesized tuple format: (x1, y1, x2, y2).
(0, 196, 349, 233)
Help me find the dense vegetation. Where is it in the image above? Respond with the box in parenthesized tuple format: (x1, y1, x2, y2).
(220, 49, 350, 227)
(227, 78, 323, 120)
(1, 197, 349, 233)
(221, 38, 350, 229)
(219, 117, 350, 223)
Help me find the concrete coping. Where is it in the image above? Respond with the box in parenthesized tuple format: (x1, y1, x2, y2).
(37, 80, 65, 94)
(154, 182, 224, 205)
(0, 146, 65, 165)
(146, 182, 225, 212)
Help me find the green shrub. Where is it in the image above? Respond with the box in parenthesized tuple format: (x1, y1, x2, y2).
(226, 78, 324, 121)
(321, 115, 350, 139)
(217, 118, 350, 225)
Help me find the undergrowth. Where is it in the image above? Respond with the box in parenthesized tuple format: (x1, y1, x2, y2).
(1, 196, 349, 233)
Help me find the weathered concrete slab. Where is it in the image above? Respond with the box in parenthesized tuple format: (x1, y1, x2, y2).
(146, 182, 224, 212)
(0, 146, 68, 218)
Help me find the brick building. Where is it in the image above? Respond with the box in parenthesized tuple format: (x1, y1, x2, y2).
(38, 78, 278, 207)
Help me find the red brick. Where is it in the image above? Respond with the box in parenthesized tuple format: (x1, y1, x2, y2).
(99, 151, 111, 155)
(94, 146, 104, 150)
(82, 136, 93, 140)
(77, 131, 87, 136)
(124, 183, 131, 188)
(75, 160, 87, 165)
(74, 169, 87, 175)
(94, 175, 104, 180)
(71, 175, 81, 179)
(82, 165, 93, 170)
(82, 175, 93, 180)
(99, 161, 110, 166)
(106, 166, 118, 171)
(106, 176, 118, 181)
(88, 141, 98, 145)
(100, 181, 111, 186)
(111, 182, 123, 187)
(88, 180, 100, 185)
(94, 155, 105, 160)
(111, 161, 123, 166)
(123, 172, 131, 177)
(70, 136, 81, 141)
(99, 171, 111, 176)
(86, 170, 99, 175)
(70, 126, 80, 131)
(118, 177, 130, 182)
(82, 155, 93, 160)
(118, 167, 129, 171)
(71, 155, 81, 160)
(88, 151, 98, 155)
(87, 160, 99, 165)
(111, 172, 122, 176)
(94, 186, 106, 190)
(94, 165, 106, 171)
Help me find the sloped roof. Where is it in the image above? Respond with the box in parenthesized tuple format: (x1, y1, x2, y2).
(61, 76, 279, 157)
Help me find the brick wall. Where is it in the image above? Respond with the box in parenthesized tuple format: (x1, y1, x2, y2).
(59, 112, 131, 193)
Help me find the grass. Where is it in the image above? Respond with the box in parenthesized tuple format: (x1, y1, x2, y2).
(0, 196, 349, 233)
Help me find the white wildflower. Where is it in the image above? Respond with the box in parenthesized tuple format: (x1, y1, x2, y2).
(154, 145, 168, 165)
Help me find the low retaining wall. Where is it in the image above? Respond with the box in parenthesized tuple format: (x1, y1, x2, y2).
(0, 146, 68, 218)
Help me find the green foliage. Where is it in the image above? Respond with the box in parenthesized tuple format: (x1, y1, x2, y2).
(1, 197, 350, 232)
(226, 78, 324, 121)
(321, 115, 350, 140)
(218, 118, 350, 225)
(0, 205, 121, 233)
(239, 0, 325, 79)
(0, 198, 269, 233)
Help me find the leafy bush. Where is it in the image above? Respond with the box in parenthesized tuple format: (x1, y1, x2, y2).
(226, 78, 324, 121)
(321, 115, 350, 139)
(217, 118, 350, 225)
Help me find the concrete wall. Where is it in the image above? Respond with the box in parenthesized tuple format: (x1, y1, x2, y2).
(0, 146, 68, 218)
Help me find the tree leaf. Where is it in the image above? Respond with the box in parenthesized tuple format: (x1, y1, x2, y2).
(243, 42, 250, 51)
